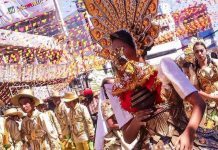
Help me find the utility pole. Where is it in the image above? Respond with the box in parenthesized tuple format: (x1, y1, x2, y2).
(53, 0, 69, 37)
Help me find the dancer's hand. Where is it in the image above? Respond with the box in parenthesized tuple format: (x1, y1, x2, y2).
(132, 109, 154, 127)
(122, 109, 153, 144)
(176, 128, 195, 150)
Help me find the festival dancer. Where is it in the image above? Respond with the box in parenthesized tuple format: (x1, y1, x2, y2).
(84, 0, 218, 149)
(193, 39, 218, 129)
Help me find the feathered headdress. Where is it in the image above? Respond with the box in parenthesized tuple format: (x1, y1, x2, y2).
(84, 0, 159, 59)
(84, 0, 162, 112)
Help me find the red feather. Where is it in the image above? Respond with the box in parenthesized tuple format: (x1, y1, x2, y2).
(119, 71, 163, 113)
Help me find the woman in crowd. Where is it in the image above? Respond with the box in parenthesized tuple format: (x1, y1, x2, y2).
(193, 41, 218, 129)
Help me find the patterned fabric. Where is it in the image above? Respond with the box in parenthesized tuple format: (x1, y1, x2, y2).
(133, 85, 189, 149)
(54, 102, 71, 138)
(134, 85, 218, 150)
(21, 109, 61, 150)
(68, 103, 94, 143)
(196, 61, 218, 129)
(197, 61, 218, 94)
(5, 118, 23, 149)
(103, 131, 123, 150)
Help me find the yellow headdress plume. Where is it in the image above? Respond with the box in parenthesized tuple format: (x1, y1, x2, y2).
(84, 0, 159, 59)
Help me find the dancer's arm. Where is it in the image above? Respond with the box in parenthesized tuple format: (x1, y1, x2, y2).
(176, 91, 205, 150)
(160, 58, 206, 150)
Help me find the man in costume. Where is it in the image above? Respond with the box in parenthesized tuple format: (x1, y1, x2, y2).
(83, 0, 217, 149)
(3, 107, 23, 150)
(36, 100, 63, 140)
(63, 91, 95, 150)
(51, 90, 75, 149)
(11, 89, 61, 150)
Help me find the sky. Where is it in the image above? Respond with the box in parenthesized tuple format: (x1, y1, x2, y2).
(56, 0, 218, 38)
(57, 0, 77, 18)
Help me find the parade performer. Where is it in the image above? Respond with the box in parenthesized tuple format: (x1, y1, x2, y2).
(11, 89, 61, 150)
(63, 92, 95, 150)
(36, 100, 63, 140)
(51, 91, 75, 149)
(84, 0, 218, 149)
(3, 108, 23, 150)
(192, 38, 218, 129)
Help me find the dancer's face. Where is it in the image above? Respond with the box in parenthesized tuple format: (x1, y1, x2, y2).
(193, 44, 207, 62)
(112, 39, 138, 61)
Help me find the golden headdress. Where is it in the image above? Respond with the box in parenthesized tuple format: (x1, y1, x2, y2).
(84, 0, 159, 59)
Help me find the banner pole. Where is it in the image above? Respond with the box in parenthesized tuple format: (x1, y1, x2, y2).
(53, 0, 69, 37)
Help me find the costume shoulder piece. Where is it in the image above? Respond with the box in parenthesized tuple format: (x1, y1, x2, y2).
(84, 0, 159, 59)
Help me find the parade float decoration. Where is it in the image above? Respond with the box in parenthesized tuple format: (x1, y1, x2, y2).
(173, 4, 212, 38)
(0, 29, 75, 103)
(153, 3, 177, 45)
(0, 5, 108, 103)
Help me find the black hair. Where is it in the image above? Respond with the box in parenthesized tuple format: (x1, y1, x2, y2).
(101, 77, 114, 99)
(211, 52, 218, 59)
(85, 95, 93, 103)
(193, 41, 207, 50)
(110, 30, 136, 49)
(110, 30, 153, 58)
